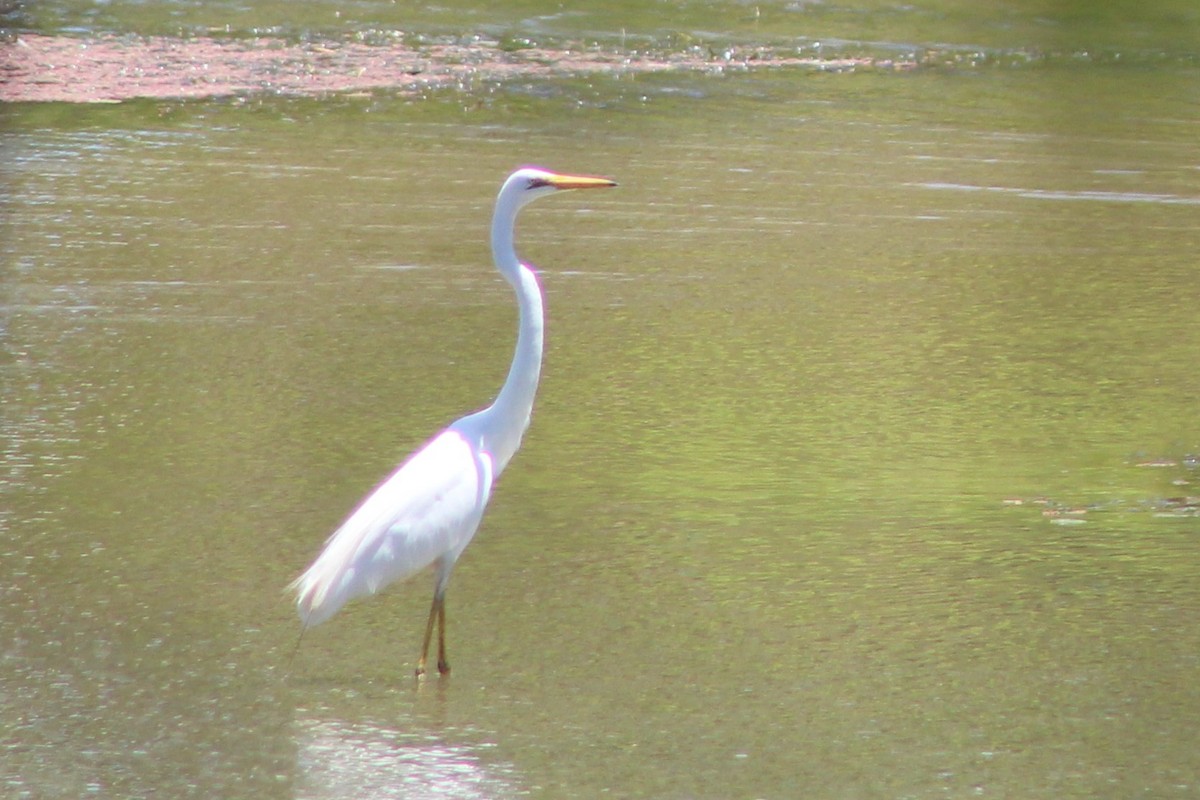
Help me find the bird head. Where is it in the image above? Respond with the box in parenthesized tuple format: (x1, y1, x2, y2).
(503, 167, 617, 209)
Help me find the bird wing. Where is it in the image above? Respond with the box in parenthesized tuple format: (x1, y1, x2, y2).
(291, 428, 493, 627)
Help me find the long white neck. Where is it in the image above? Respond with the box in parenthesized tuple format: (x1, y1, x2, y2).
(477, 201, 544, 474)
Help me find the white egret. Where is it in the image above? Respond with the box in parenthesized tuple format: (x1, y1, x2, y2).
(289, 167, 617, 676)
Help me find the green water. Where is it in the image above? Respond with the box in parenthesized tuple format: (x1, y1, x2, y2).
(4, 3, 1200, 799)
(14, 0, 1200, 59)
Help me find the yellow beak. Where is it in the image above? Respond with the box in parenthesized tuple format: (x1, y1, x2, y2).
(544, 173, 618, 190)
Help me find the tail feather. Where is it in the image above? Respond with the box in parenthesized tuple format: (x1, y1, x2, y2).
(288, 564, 354, 628)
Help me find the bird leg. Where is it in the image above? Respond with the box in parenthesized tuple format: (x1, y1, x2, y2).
(436, 594, 450, 675)
(415, 591, 451, 677)
(416, 593, 438, 677)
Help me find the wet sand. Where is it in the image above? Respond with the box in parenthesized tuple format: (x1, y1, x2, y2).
(0, 33, 909, 103)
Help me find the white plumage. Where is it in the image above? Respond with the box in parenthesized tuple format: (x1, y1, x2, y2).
(288, 167, 616, 676)
(292, 429, 492, 627)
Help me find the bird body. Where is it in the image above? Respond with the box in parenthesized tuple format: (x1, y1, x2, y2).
(289, 167, 616, 675)
(292, 426, 493, 628)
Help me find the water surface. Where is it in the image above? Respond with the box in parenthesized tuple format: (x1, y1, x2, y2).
(3, 9, 1200, 800)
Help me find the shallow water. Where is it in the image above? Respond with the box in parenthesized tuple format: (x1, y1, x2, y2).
(4, 5, 1200, 799)
(16, 0, 1200, 60)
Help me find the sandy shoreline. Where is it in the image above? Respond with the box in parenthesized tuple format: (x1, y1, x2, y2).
(0, 33, 909, 104)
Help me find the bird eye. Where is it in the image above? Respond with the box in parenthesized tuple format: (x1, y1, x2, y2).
(527, 177, 550, 190)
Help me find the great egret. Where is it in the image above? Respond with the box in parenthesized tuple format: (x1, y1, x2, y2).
(289, 167, 617, 676)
